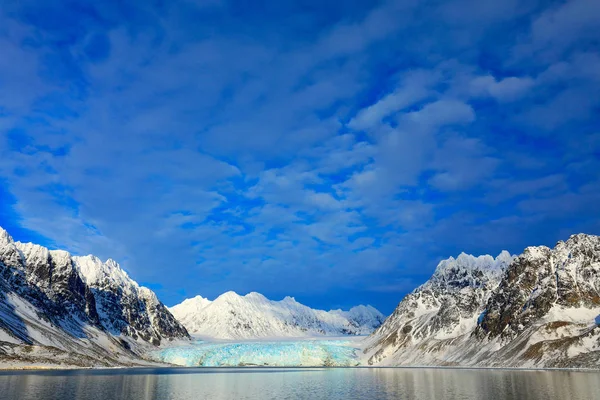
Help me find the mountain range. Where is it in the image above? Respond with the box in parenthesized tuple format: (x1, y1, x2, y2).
(2, 224, 600, 369)
(169, 291, 385, 339)
(0, 226, 383, 367)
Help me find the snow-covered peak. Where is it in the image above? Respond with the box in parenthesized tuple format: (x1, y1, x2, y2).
(245, 292, 267, 301)
(434, 251, 512, 275)
(49, 249, 72, 266)
(560, 233, 600, 255)
(282, 296, 299, 304)
(216, 290, 242, 302)
(431, 250, 513, 288)
(0, 227, 14, 245)
(566, 232, 599, 243)
(337, 305, 386, 329)
(521, 245, 550, 259)
(495, 250, 514, 264)
(170, 291, 386, 339)
(518, 233, 600, 266)
(169, 295, 212, 316)
(15, 242, 50, 265)
(0, 230, 22, 269)
(73, 255, 138, 289)
(347, 304, 383, 319)
(12, 242, 77, 278)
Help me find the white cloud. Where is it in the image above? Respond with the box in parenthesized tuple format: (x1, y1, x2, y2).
(429, 137, 499, 191)
(511, 0, 600, 63)
(470, 75, 535, 101)
(530, 0, 600, 50)
(348, 70, 437, 131)
(404, 99, 475, 127)
(1, 0, 599, 310)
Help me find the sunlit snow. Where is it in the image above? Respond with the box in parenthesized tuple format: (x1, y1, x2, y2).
(152, 339, 361, 367)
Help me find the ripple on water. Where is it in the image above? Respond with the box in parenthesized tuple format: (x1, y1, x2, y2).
(2, 367, 600, 400)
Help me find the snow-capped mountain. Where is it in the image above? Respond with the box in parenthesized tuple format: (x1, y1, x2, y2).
(364, 251, 513, 365)
(0, 227, 188, 367)
(170, 291, 385, 339)
(74, 255, 186, 345)
(365, 234, 600, 368)
(4, 223, 600, 369)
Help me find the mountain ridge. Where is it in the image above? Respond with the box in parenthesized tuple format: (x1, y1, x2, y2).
(3, 225, 600, 369)
(170, 290, 386, 340)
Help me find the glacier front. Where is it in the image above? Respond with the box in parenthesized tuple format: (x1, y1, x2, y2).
(151, 338, 361, 367)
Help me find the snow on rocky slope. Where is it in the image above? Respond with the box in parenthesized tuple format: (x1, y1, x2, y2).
(364, 251, 513, 365)
(365, 234, 600, 368)
(73, 255, 186, 345)
(0, 227, 189, 367)
(170, 291, 385, 339)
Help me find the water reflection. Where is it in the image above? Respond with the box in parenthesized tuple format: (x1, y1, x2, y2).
(1, 367, 599, 400)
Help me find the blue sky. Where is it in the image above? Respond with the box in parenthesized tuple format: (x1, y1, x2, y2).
(0, 0, 599, 314)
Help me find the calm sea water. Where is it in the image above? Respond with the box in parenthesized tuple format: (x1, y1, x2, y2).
(1, 367, 599, 400)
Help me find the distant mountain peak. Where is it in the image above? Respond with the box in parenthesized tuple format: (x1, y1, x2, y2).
(170, 291, 386, 340)
(0, 227, 14, 244)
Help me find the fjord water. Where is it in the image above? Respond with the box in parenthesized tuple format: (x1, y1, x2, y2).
(1, 368, 599, 400)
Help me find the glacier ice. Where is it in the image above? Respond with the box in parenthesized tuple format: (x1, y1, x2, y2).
(151, 339, 361, 367)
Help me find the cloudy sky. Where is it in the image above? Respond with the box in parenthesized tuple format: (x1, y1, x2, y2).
(0, 0, 599, 313)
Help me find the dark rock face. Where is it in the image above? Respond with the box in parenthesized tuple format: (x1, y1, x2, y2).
(477, 248, 555, 339)
(478, 234, 600, 340)
(0, 244, 93, 341)
(15, 244, 101, 328)
(75, 256, 189, 345)
(145, 296, 189, 342)
(89, 285, 188, 345)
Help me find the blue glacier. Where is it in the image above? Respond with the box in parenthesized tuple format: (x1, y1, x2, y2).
(151, 339, 361, 367)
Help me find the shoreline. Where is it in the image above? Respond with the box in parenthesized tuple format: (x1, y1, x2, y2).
(2, 364, 600, 373)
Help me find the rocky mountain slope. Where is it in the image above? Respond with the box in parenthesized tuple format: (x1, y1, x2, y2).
(170, 291, 385, 339)
(0, 227, 189, 368)
(364, 234, 600, 368)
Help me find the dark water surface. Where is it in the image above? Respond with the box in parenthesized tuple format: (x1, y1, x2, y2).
(1, 367, 599, 400)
